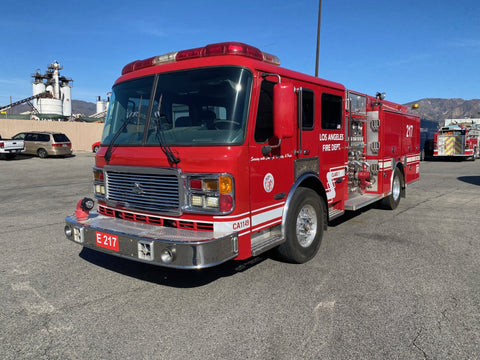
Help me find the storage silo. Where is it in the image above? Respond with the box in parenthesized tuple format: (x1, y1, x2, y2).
(61, 81, 72, 117)
(96, 96, 107, 113)
(37, 98, 63, 115)
(32, 73, 45, 110)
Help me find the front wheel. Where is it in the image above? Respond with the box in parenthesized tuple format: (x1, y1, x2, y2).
(381, 167, 402, 210)
(277, 188, 325, 263)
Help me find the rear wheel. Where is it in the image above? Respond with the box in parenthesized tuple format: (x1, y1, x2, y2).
(37, 148, 48, 158)
(93, 145, 99, 153)
(381, 167, 402, 210)
(277, 188, 325, 263)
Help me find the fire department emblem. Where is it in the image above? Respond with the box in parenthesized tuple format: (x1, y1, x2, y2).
(263, 173, 274, 193)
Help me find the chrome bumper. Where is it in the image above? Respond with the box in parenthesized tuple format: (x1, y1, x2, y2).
(65, 211, 239, 269)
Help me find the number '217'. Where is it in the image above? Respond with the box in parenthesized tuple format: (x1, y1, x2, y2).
(406, 125, 414, 138)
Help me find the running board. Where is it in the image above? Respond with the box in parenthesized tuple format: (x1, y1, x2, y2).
(251, 226, 284, 256)
(251, 235, 284, 256)
(328, 207, 344, 220)
(344, 193, 383, 211)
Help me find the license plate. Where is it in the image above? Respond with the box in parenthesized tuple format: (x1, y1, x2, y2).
(62, 144, 67, 147)
(95, 231, 119, 251)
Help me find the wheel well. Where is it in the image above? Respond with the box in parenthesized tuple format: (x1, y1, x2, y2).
(285, 174, 328, 231)
(298, 176, 327, 205)
(397, 164, 405, 184)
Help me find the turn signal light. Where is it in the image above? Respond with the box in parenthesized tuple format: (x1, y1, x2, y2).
(219, 176, 232, 194)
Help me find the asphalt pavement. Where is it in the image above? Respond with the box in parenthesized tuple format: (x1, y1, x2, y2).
(1, 153, 479, 359)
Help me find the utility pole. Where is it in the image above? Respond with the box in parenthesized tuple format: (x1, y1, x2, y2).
(315, 0, 322, 77)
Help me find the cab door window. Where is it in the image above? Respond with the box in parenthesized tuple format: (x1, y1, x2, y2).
(321, 93, 343, 130)
(299, 88, 314, 130)
(254, 80, 275, 143)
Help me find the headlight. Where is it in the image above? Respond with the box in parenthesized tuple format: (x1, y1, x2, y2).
(185, 174, 234, 214)
(93, 167, 105, 199)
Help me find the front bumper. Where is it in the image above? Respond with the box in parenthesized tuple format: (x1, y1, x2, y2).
(65, 211, 239, 269)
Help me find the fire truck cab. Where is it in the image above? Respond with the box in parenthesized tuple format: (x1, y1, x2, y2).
(65, 42, 420, 269)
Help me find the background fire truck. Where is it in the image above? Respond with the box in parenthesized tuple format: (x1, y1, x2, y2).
(434, 118, 480, 160)
(65, 42, 420, 269)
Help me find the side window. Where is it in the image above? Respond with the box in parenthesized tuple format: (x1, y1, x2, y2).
(254, 80, 275, 143)
(299, 88, 314, 130)
(39, 134, 50, 142)
(25, 133, 35, 141)
(13, 133, 26, 140)
(321, 93, 343, 130)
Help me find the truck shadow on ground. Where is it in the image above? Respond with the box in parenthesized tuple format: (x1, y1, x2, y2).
(1, 154, 32, 161)
(457, 176, 480, 186)
(79, 248, 268, 287)
(327, 202, 378, 227)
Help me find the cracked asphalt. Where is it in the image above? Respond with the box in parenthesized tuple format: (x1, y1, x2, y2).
(1, 153, 479, 359)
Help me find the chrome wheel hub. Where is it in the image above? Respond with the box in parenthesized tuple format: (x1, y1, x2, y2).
(392, 175, 400, 200)
(296, 204, 317, 248)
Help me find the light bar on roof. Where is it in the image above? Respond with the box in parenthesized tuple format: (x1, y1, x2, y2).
(121, 42, 280, 75)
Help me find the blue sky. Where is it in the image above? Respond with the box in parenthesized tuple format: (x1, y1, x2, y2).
(1, 0, 479, 106)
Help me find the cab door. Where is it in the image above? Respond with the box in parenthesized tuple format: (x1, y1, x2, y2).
(248, 77, 296, 235)
(317, 92, 347, 209)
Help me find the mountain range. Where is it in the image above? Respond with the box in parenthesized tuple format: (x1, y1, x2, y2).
(404, 98, 480, 124)
(9, 98, 480, 124)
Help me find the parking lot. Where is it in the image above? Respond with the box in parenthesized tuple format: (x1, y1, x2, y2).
(1, 153, 479, 359)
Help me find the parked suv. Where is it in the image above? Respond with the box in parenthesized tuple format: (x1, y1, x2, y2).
(12, 131, 72, 158)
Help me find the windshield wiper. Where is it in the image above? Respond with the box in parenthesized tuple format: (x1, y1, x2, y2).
(105, 98, 144, 163)
(153, 94, 180, 164)
(103, 117, 131, 163)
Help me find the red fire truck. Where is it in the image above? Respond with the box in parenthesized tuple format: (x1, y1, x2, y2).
(64, 42, 420, 269)
(433, 124, 480, 160)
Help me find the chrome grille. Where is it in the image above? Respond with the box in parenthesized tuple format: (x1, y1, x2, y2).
(104, 166, 182, 215)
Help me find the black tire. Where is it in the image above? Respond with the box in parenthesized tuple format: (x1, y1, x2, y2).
(6, 153, 16, 160)
(37, 148, 48, 158)
(277, 188, 325, 263)
(381, 167, 402, 210)
(93, 146, 99, 153)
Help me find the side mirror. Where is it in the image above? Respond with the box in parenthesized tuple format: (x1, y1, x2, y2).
(273, 83, 295, 139)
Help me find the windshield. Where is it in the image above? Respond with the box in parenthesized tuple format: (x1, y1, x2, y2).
(101, 67, 252, 146)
